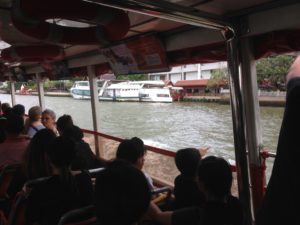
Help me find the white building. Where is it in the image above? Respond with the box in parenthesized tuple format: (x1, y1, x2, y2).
(148, 62, 227, 83)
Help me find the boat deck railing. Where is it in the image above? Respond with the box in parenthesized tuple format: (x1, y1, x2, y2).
(81, 129, 276, 192)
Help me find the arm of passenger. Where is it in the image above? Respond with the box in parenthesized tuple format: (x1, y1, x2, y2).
(147, 202, 172, 225)
(199, 147, 210, 158)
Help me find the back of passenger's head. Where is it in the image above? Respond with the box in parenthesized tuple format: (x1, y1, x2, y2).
(197, 156, 232, 199)
(63, 125, 83, 141)
(28, 106, 42, 122)
(3, 105, 12, 118)
(56, 114, 74, 135)
(175, 148, 201, 177)
(12, 104, 25, 117)
(6, 114, 24, 135)
(1, 102, 10, 114)
(25, 129, 56, 178)
(46, 136, 76, 168)
(42, 109, 56, 120)
(116, 137, 146, 165)
(95, 160, 151, 225)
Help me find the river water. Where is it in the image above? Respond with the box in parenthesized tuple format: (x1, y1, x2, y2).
(0, 94, 284, 177)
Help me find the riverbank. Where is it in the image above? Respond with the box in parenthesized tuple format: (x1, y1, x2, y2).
(4, 91, 286, 106)
(183, 95, 285, 107)
(29, 91, 71, 97)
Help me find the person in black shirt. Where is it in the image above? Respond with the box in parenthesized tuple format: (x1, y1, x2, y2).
(174, 148, 206, 209)
(148, 156, 243, 225)
(63, 125, 105, 170)
(26, 136, 93, 225)
(95, 160, 151, 225)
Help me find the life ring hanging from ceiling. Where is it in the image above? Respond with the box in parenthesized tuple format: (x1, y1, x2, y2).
(1, 45, 64, 62)
(11, 0, 130, 45)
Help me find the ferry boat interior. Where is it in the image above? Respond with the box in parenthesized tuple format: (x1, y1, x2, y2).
(1, 0, 300, 224)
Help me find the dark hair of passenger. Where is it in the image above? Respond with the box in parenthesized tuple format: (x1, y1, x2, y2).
(56, 114, 74, 135)
(12, 104, 25, 116)
(6, 114, 24, 135)
(1, 102, 10, 114)
(23, 129, 56, 179)
(116, 137, 146, 164)
(197, 156, 232, 199)
(63, 125, 83, 141)
(175, 148, 201, 177)
(95, 160, 151, 225)
(46, 136, 77, 191)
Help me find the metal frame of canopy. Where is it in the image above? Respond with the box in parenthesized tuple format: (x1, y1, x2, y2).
(2, 0, 283, 224)
(84, 1, 264, 224)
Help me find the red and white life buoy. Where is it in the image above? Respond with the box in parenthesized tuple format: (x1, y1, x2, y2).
(1, 45, 64, 62)
(11, 0, 130, 45)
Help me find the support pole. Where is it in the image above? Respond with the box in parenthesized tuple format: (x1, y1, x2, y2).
(87, 65, 101, 158)
(240, 37, 265, 212)
(9, 77, 16, 106)
(226, 32, 254, 225)
(36, 74, 45, 110)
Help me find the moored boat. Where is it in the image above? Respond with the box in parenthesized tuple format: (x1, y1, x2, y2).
(70, 80, 105, 99)
(99, 80, 173, 103)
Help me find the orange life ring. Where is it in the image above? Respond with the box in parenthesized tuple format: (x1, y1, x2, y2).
(11, 0, 130, 45)
(1, 45, 64, 62)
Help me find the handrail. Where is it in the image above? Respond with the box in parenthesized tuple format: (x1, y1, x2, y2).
(84, 0, 230, 31)
(81, 129, 176, 157)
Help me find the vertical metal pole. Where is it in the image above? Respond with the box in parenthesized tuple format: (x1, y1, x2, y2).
(87, 65, 101, 158)
(9, 78, 16, 106)
(36, 74, 45, 110)
(240, 37, 265, 212)
(226, 31, 254, 225)
(197, 64, 201, 79)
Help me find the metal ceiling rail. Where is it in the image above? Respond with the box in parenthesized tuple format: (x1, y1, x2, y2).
(84, 0, 230, 32)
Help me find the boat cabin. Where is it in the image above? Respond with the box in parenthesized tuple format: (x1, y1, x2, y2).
(1, 0, 300, 224)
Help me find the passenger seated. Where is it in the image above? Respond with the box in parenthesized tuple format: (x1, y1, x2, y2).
(63, 125, 105, 170)
(256, 56, 300, 225)
(24, 106, 45, 138)
(56, 114, 74, 136)
(95, 160, 151, 225)
(0, 103, 11, 118)
(41, 109, 58, 136)
(148, 156, 243, 225)
(7, 129, 56, 199)
(0, 115, 30, 168)
(12, 104, 25, 121)
(173, 148, 205, 209)
(116, 137, 154, 190)
(26, 136, 94, 225)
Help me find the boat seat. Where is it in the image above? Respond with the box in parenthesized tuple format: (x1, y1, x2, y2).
(87, 168, 105, 178)
(7, 176, 52, 225)
(58, 205, 97, 225)
(152, 186, 172, 204)
(7, 191, 28, 225)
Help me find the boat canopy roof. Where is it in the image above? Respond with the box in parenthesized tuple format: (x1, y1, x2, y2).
(0, 0, 300, 81)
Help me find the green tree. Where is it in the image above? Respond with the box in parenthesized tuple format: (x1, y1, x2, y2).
(116, 74, 148, 81)
(207, 68, 228, 88)
(256, 55, 294, 84)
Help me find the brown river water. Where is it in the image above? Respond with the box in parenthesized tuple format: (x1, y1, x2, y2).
(0, 94, 283, 183)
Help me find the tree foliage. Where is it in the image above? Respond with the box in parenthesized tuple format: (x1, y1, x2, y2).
(116, 74, 148, 81)
(256, 55, 294, 84)
(207, 68, 228, 88)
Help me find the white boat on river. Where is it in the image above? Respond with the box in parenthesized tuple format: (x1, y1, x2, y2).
(98, 80, 173, 103)
(70, 80, 105, 99)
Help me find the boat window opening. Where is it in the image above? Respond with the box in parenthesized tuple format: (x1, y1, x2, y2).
(157, 94, 170, 97)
